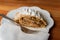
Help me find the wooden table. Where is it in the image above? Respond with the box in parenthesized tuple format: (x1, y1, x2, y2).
(0, 0, 60, 40)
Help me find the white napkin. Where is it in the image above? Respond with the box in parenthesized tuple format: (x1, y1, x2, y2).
(0, 18, 49, 40)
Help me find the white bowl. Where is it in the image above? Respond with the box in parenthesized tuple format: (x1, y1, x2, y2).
(1, 6, 54, 32)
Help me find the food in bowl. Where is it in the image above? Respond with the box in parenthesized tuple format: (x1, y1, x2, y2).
(14, 8, 47, 28)
(19, 15, 47, 28)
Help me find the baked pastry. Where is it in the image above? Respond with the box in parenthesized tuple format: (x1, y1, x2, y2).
(14, 8, 47, 28)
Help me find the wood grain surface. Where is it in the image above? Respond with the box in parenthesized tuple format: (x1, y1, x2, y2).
(0, 0, 60, 40)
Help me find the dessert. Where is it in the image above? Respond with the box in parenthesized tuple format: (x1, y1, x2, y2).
(14, 8, 47, 28)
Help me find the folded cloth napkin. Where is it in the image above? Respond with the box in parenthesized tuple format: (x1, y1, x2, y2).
(0, 18, 49, 40)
